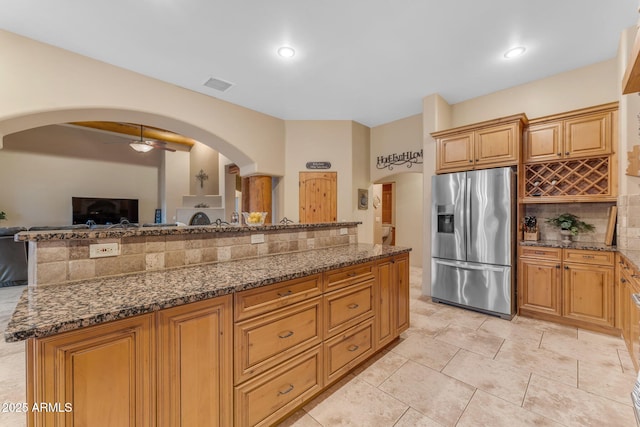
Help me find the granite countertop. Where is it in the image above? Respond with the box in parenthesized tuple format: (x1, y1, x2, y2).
(5, 243, 410, 342)
(619, 249, 640, 272)
(14, 221, 362, 242)
(519, 240, 616, 252)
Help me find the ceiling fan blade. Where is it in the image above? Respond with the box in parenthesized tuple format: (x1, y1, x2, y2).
(149, 142, 176, 152)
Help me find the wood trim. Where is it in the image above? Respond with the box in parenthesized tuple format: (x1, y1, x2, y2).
(70, 121, 197, 147)
(430, 113, 528, 138)
(623, 27, 640, 94)
(527, 102, 619, 125)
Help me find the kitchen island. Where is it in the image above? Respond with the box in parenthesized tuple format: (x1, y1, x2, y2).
(6, 223, 410, 427)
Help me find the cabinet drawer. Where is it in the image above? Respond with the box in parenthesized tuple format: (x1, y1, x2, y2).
(234, 297, 322, 384)
(324, 280, 374, 338)
(563, 249, 614, 266)
(520, 246, 561, 260)
(324, 319, 374, 385)
(324, 262, 374, 291)
(234, 274, 322, 321)
(234, 345, 323, 427)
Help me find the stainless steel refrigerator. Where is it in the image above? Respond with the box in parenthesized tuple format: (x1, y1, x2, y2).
(431, 167, 516, 319)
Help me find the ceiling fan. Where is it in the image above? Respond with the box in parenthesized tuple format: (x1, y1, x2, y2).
(129, 124, 176, 152)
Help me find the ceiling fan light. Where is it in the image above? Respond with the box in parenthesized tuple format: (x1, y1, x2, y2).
(129, 141, 154, 153)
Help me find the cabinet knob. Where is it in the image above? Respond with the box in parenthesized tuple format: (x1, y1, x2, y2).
(564, 265, 569, 270)
(565, 151, 570, 155)
(557, 152, 562, 156)
(556, 264, 561, 269)
(469, 159, 473, 163)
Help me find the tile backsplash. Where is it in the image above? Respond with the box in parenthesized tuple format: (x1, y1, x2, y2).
(617, 194, 640, 250)
(524, 203, 616, 244)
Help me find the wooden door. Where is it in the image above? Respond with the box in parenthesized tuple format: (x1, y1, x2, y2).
(563, 112, 611, 158)
(299, 172, 337, 223)
(473, 123, 518, 167)
(27, 314, 155, 427)
(525, 122, 562, 163)
(562, 263, 614, 326)
(519, 259, 562, 316)
(157, 296, 233, 427)
(436, 132, 473, 172)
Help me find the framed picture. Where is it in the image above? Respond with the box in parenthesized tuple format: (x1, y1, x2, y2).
(358, 189, 368, 210)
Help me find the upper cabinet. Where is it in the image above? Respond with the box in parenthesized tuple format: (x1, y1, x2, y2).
(432, 114, 527, 174)
(524, 104, 615, 163)
(521, 103, 618, 203)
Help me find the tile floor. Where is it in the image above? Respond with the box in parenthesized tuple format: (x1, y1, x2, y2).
(0, 268, 637, 426)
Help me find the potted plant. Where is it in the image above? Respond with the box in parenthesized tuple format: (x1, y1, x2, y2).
(546, 213, 594, 243)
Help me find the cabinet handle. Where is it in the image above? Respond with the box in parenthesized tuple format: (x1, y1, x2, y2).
(277, 290, 292, 297)
(347, 345, 359, 352)
(468, 159, 473, 163)
(582, 255, 595, 259)
(277, 384, 295, 396)
(556, 264, 561, 269)
(347, 303, 359, 310)
(278, 331, 294, 339)
(564, 266, 569, 270)
(565, 151, 570, 155)
(346, 272, 357, 277)
(557, 152, 562, 156)
(534, 251, 546, 255)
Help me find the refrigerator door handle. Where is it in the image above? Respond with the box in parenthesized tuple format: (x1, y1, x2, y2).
(465, 177, 471, 258)
(434, 259, 506, 273)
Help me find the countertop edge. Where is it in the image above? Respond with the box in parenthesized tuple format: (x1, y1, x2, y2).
(4, 245, 410, 342)
(14, 221, 363, 242)
(519, 240, 616, 252)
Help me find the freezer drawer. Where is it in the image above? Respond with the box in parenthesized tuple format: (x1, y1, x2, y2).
(431, 258, 514, 318)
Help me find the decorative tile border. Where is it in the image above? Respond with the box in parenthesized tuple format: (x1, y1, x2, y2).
(30, 224, 359, 285)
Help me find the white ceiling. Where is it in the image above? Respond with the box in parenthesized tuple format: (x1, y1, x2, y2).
(0, 1, 637, 127)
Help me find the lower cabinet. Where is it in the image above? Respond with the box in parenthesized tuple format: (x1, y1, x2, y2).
(27, 314, 156, 427)
(518, 247, 615, 333)
(157, 297, 233, 427)
(26, 253, 410, 427)
(619, 255, 640, 371)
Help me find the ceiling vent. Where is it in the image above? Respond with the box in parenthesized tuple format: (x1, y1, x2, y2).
(204, 77, 234, 92)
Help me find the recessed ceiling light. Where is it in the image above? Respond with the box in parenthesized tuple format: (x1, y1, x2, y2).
(504, 46, 526, 59)
(277, 46, 295, 58)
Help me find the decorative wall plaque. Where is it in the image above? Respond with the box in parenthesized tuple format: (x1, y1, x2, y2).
(376, 149, 423, 170)
(306, 161, 331, 170)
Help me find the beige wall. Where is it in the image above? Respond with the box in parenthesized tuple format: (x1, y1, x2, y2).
(450, 59, 619, 127)
(0, 30, 285, 177)
(0, 125, 162, 227)
(189, 142, 220, 196)
(351, 122, 374, 244)
(370, 114, 423, 183)
(162, 150, 190, 223)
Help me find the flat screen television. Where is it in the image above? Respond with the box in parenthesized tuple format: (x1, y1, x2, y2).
(72, 197, 139, 225)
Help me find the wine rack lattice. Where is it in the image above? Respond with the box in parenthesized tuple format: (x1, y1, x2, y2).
(524, 157, 610, 199)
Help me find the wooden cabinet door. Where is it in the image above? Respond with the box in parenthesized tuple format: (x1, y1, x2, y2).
(157, 296, 233, 427)
(473, 123, 518, 167)
(436, 132, 473, 172)
(299, 172, 337, 223)
(375, 257, 394, 349)
(394, 254, 410, 335)
(519, 258, 562, 316)
(27, 315, 155, 427)
(563, 112, 611, 158)
(525, 122, 562, 163)
(562, 263, 614, 327)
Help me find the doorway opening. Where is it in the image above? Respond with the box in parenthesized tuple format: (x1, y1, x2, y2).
(381, 182, 395, 245)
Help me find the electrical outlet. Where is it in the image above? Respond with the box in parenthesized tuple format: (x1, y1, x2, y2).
(339, 228, 348, 235)
(251, 234, 265, 244)
(89, 243, 120, 258)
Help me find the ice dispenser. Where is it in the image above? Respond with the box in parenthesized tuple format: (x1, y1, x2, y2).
(437, 205, 454, 234)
